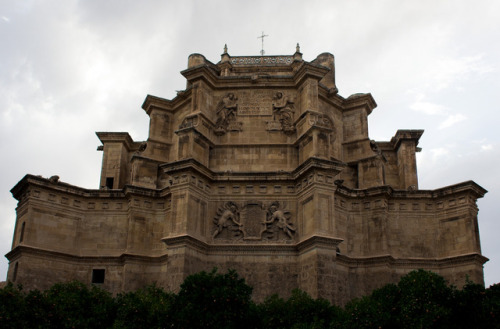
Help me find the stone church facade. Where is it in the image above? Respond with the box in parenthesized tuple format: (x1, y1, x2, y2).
(6, 46, 487, 304)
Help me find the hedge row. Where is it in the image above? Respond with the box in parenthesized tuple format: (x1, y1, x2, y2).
(1, 269, 499, 329)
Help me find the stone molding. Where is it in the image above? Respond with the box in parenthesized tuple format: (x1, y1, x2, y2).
(6, 245, 169, 265)
(335, 180, 487, 200)
(8, 240, 486, 270)
(160, 234, 488, 268)
(141, 87, 193, 115)
(11, 173, 486, 205)
(230, 56, 294, 66)
(336, 253, 488, 268)
(162, 234, 343, 256)
(342, 93, 377, 114)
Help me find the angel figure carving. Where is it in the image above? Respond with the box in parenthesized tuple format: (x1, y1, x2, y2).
(213, 201, 242, 239)
(264, 201, 295, 239)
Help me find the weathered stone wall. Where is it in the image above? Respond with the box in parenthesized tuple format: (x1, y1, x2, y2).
(6, 175, 486, 303)
(6, 49, 487, 306)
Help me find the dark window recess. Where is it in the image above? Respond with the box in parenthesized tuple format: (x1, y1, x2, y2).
(20, 222, 25, 243)
(13, 262, 18, 281)
(92, 269, 105, 284)
(105, 177, 114, 189)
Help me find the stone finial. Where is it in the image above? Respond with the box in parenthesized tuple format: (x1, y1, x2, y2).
(220, 44, 231, 65)
(293, 43, 303, 62)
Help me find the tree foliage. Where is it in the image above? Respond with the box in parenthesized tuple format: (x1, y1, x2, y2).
(258, 289, 341, 329)
(0, 281, 115, 329)
(344, 270, 500, 329)
(172, 268, 255, 329)
(113, 284, 174, 329)
(1, 269, 500, 329)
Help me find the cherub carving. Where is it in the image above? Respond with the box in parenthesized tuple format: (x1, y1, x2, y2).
(213, 201, 242, 238)
(263, 201, 295, 239)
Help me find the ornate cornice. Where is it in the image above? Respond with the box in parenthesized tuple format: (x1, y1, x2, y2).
(390, 129, 425, 149)
(335, 180, 487, 200)
(5, 245, 169, 265)
(95, 132, 136, 151)
(160, 157, 345, 184)
(179, 56, 330, 90)
(336, 253, 488, 268)
(342, 93, 377, 114)
(296, 235, 343, 253)
(141, 88, 193, 115)
(10, 174, 169, 202)
(161, 234, 343, 255)
(229, 55, 295, 66)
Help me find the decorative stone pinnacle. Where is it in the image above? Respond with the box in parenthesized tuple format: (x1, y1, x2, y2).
(296, 43, 300, 53)
(224, 44, 228, 54)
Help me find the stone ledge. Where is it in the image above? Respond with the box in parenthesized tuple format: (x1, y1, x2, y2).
(162, 234, 343, 256)
(335, 180, 487, 199)
(336, 253, 489, 268)
(5, 245, 169, 265)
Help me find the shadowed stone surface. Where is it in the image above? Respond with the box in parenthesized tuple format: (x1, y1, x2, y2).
(6, 46, 487, 305)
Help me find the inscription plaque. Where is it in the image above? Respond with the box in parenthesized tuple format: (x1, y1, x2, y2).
(236, 90, 296, 116)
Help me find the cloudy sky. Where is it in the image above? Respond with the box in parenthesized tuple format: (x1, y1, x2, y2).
(1, 0, 499, 287)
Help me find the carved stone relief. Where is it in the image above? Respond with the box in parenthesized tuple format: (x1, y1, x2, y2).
(230, 56, 294, 65)
(309, 113, 334, 130)
(237, 90, 274, 116)
(263, 201, 295, 240)
(212, 201, 243, 239)
(135, 142, 147, 154)
(179, 115, 199, 130)
(267, 92, 296, 135)
(214, 93, 242, 135)
(213, 201, 295, 241)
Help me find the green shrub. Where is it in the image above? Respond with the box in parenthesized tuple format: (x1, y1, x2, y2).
(113, 284, 174, 329)
(0, 283, 28, 328)
(44, 281, 116, 329)
(172, 268, 255, 329)
(258, 289, 342, 329)
(1, 268, 500, 329)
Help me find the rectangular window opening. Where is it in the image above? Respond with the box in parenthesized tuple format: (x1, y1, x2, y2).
(13, 262, 18, 282)
(92, 269, 105, 284)
(105, 177, 114, 189)
(19, 222, 25, 243)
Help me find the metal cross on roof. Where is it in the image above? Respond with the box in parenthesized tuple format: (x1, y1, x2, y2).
(257, 31, 269, 56)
